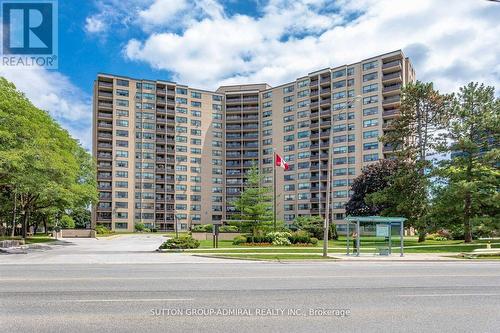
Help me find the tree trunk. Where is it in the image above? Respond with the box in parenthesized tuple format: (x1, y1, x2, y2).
(418, 232, 426, 243)
(463, 191, 473, 243)
(43, 217, 48, 235)
(11, 193, 16, 237)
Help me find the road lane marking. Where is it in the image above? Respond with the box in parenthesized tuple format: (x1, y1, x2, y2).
(1, 274, 499, 282)
(398, 293, 500, 297)
(53, 298, 194, 303)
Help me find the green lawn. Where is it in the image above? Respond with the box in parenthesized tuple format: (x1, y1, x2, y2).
(205, 254, 337, 261)
(182, 236, 498, 254)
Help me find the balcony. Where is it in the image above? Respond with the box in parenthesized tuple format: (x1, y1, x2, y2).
(242, 106, 258, 112)
(382, 109, 400, 118)
(98, 91, 113, 99)
(98, 101, 113, 110)
(98, 81, 113, 89)
(310, 90, 319, 97)
(382, 72, 402, 84)
(320, 99, 331, 106)
(310, 101, 319, 109)
(382, 95, 401, 107)
(97, 143, 112, 149)
(382, 60, 402, 73)
(320, 88, 331, 96)
(97, 122, 112, 129)
(97, 112, 112, 119)
(382, 84, 401, 95)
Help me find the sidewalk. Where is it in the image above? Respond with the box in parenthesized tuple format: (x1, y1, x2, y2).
(333, 252, 462, 261)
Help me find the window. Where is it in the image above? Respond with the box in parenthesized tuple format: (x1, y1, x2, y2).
(283, 85, 294, 93)
(363, 107, 378, 116)
(332, 80, 346, 89)
(284, 125, 295, 132)
(283, 105, 294, 113)
(363, 130, 379, 139)
(191, 91, 201, 98)
(298, 79, 309, 88)
(363, 142, 379, 150)
(213, 95, 222, 101)
(298, 90, 309, 98)
(176, 87, 187, 95)
(263, 91, 272, 99)
(191, 101, 201, 107)
(363, 60, 378, 71)
(363, 119, 378, 128)
(363, 95, 378, 105)
(116, 89, 129, 97)
(297, 131, 309, 139)
(347, 67, 354, 76)
(116, 79, 129, 87)
(332, 69, 346, 78)
(191, 110, 201, 117)
(116, 150, 128, 158)
(333, 91, 346, 100)
(176, 97, 187, 104)
(116, 119, 128, 127)
(363, 83, 378, 93)
(283, 95, 294, 103)
(363, 72, 378, 82)
(283, 115, 294, 123)
(363, 153, 379, 162)
(263, 101, 272, 108)
(116, 99, 128, 107)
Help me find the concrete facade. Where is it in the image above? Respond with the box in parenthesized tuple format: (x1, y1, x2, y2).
(92, 50, 415, 232)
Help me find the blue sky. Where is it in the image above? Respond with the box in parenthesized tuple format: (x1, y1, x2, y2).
(1, 0, 499, 149)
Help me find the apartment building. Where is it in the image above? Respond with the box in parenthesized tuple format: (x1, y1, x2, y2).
(93, 49, 415, 232)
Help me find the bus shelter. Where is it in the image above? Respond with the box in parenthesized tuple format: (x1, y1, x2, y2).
(345, 216, 406, 257)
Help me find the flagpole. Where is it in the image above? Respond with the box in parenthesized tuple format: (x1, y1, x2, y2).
(273, 151, 277, 232)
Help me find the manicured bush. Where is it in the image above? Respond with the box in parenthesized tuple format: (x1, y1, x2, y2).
(159, 236, 200, 249)
(191, 224, 213, 232)
(135, 223, 147, 232)
(219, 225, 239, 233)
(289, 230, 312, 244)
(232, 235, 247, 245)
(151, 228, 158, 233)
(310, 237, 319, 245)
(95, 225, 112, 235)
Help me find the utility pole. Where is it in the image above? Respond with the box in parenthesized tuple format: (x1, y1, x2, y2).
(323, 95, 361, 257)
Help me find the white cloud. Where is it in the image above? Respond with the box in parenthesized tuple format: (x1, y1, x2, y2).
(138, 0, 189, 28)
(0, 67, 93, 149)
(85, 16, 106, 33)
(123, 0, 500, 94)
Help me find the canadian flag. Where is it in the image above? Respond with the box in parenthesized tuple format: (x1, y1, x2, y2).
(275, 153, 289, 171)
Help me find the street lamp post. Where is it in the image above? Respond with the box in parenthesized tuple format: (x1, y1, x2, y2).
(323, 94, 362, 257)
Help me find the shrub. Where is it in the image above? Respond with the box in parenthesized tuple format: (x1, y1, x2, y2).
(191, 224, 213, 232)
(246, 234, 273, 243)
(95, 225, 112, 235)
(426, 233, 448, 241)
(151, 228, 158, 233)
(219, 225, 239, 233)
(60, 215, 75, 229)
(267, 232, 292, 246)
(272, 237, 291, 246)
(232, 235, 247, 245)
(310, 237, 319, 245)
(135, 223, 147, 232)
(289, 230, 312, 244)
(159, 236, 200, 250)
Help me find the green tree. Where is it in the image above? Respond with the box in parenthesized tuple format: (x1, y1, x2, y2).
(345, 159, 406, 216)
(436, 82, 499, 242)
(232, 165, 272, 236)
(292, 215, 337, 240)
(379, 81, 450, 241)
(59, 215, 75, 229)
(0, 77, 97, 238)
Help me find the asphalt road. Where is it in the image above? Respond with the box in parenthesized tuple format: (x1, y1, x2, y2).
(1, 235, 499, 332)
